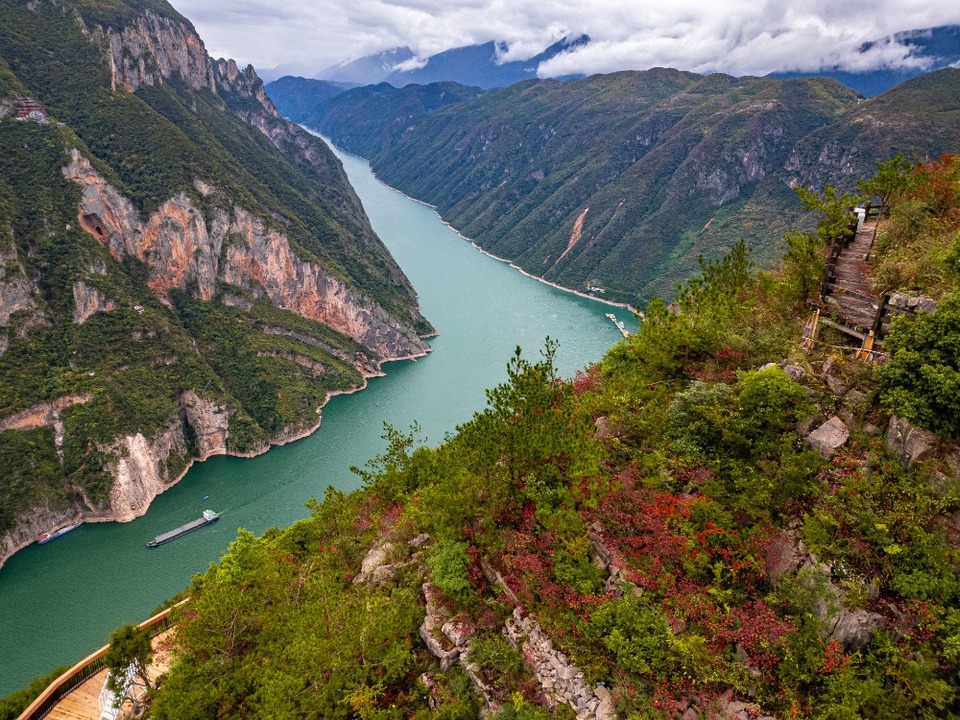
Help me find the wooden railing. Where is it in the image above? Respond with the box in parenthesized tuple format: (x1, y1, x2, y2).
(16, 599, 187, 720)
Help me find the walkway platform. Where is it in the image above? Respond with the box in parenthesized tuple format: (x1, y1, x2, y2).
(41, 629, 174, 720)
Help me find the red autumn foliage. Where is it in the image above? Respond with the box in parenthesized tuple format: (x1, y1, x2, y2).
(572, 364, 602, 395)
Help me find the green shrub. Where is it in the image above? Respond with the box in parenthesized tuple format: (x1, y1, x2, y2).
(427, 540, 474, 603)
(878, 294, 960, 436)
(587, 596, 672, 677)
(734, 365, 811, 457)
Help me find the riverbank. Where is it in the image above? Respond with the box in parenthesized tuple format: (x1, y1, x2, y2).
(0, 343, 432, 573)
(309, 131, 639, 316)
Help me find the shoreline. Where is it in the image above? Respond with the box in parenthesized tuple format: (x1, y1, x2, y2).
(0, 342, 432, 572)
(378, 173, 638, 313)
(311, 131, 639, 315)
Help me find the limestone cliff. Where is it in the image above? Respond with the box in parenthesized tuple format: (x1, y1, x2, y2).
(0, 504, 82, 570)
(63, 150, 427, 360)
(0, 235, 44, 335)
(72, 280, 116, 324)
(89, 9, 216, 94)
(0, 0, 432, 572)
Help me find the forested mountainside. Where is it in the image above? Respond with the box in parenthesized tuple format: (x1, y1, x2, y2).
(76, 157, 960, 720)
(0, 0, 431, 567)
(273, 68, 960, 305)
(267, 79, 485, 152)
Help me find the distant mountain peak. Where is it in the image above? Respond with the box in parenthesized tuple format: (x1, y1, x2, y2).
(315, 47, 415, 85)
(309, 36, 593, 90)
(772, 24, 960, 96)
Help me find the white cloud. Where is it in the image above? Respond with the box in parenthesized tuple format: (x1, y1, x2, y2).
(169, 0, 960, 78)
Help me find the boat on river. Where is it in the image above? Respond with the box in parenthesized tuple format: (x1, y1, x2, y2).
(605, 313, 630, 338)
(36, 523, 81, 545)
(147, 510, 219, 548)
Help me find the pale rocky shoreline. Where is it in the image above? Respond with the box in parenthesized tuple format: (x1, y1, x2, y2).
(0, 344, 430, 572)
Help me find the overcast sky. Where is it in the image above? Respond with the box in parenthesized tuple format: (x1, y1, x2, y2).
(172, 0, 960, 78)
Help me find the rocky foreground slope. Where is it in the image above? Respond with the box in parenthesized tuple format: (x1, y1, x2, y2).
(0, 0, 431, 567)
(146, 159, 960, 718)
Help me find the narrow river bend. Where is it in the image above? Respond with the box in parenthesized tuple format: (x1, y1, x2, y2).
(0, 144, 634, 694)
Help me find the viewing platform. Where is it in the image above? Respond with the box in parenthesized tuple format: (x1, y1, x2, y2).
(16, 604, 183, 720)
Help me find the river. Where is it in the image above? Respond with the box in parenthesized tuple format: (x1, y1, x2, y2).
(0, 144, 635, 695)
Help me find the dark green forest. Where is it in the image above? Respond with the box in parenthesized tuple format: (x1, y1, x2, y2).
(272, 69, 960, 305)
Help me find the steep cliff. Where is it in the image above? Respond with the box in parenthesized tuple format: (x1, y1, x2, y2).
(0, 0, 432, 569)
(93, 7, 216, 94)
(63, 151, 425, 358)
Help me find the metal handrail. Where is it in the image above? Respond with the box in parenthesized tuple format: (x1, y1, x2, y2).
(16, 599, 188, 720)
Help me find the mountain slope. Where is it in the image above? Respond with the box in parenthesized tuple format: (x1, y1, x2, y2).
(267, 79, 486, 150)
(297, 70, 858, 302)
(0, 0, 431, 567)
(145, 159, 960, 719)
(263, 76, 351, 124)
(290, 68, 960, 304)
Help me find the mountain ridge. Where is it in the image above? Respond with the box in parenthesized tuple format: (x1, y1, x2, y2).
(270, 68, 960, 305)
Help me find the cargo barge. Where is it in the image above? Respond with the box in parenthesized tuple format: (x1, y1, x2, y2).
(147, 509, 219, 548)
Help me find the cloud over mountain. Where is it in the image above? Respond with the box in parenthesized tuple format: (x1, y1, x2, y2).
(177, 0, 960, 78)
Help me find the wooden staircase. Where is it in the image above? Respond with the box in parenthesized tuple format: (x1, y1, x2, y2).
(823, 218, 880, 332)
(803, 208, 888, 358)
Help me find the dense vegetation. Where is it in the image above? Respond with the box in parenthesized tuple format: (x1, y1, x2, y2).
(119, 159, 960, 719)
(0, 0, 427, 536)
(273, 68, 960, 305)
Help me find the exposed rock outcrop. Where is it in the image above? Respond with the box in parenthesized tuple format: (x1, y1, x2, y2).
(62, 150, 428, 361)
(100, 423, 190, 523)
(90, 9, 216, 94)
(212, 59, 283, 144)
(0, 238, 42, 328)
(504, 607, 616, 720)
(806, 416, 850, 458)
(0, 394, 93, 435)
(72, 281, 116, 324)
(0, 504, 82, 568)
(420, 582, 466, 672)
(179, 391, 230, 460)
(354, 541, 397, 586)
(886, 416, 937, 468)
(0, 389, 258, 569)
(765, 527, 882, 652)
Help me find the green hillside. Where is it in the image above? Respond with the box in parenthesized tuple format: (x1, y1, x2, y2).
(282, 68, 960, 305)
(0, 0, 428, 539)
(75, 157, 960, 720)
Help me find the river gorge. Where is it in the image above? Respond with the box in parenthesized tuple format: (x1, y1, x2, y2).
(0, 144, 634, 695)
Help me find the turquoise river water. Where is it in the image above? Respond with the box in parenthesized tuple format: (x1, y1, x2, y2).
(0, 144, 635, 694)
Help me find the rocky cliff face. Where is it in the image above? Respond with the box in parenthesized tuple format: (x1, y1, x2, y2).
(213, 58, 282, 139)
(72, 280, 116, 324)
(0, 504, 82, 569)
(0, 0, 431, 572)
(0, 389, 240, 567)
(90, 9, 216, 94)
(0, 237, 43, 334)
(63, 150, 427, 360)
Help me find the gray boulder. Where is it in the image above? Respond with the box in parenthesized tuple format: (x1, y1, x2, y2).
(886, 416, 937, 468)
(807, 416, 849, 458)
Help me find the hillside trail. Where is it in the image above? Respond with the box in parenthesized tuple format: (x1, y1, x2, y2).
(823, 217, 880, 331)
